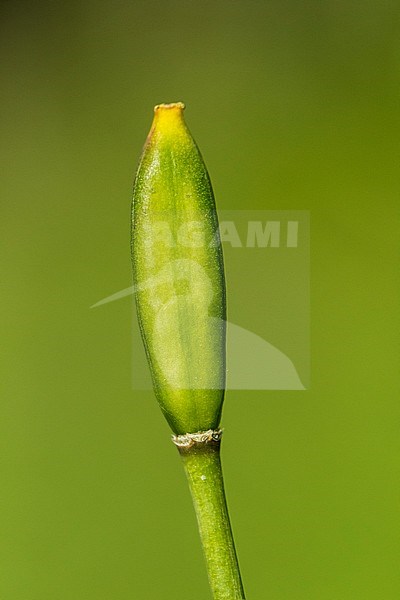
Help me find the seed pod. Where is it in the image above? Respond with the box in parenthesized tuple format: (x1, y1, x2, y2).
(131, 102, 226, 435)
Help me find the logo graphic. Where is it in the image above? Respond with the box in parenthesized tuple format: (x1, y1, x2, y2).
(92, 211, 309, 390)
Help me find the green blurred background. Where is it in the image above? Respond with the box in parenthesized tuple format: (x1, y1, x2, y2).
(1, 1, 399, 598)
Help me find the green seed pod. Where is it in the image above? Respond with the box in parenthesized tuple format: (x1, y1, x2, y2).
(131, 102, 226, 435)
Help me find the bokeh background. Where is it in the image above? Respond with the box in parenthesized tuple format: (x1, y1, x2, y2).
(1, 1, 399, 598)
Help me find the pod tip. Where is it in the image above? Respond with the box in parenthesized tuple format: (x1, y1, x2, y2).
(151, 102, 187, 137)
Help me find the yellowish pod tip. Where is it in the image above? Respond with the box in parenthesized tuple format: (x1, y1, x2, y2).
(131, 102, 226, 435)
(146, 102, 187, 143)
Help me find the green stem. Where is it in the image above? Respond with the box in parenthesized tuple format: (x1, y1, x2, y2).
(177, 439, 246, 599)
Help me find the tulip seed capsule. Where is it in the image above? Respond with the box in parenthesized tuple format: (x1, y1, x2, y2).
(131, 102, 226, 435)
